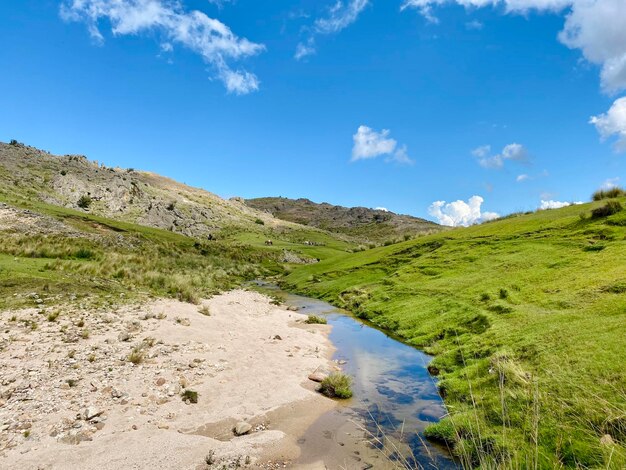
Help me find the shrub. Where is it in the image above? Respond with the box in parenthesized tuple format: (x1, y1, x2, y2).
(254, 218, 265, 225)
(320, 373, 353, 399)
(9, 139, 19, 146)
(74, 248, 95, 260)
(198, 305, 211, 316)
(127, 347, 144, 365)
(591, 201, 623, 218)
(181, 389, 198, 403)
(592, 187, 626, 201)
(305, 315, 327, 325)
(47, 311, 59, 322)
(499, 288, 509, 299)
(77, 195, 92, 209)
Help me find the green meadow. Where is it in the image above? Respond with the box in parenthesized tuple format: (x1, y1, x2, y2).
(0, 196, 349, 310)
(284, 198, 626, 468)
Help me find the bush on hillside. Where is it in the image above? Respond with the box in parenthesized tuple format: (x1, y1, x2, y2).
(77, 195, 92, 209)
(591, 201, 623, 218)
(592, 187, 626, 201)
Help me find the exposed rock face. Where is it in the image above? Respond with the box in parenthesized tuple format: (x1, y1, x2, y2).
(0, 142, 287, 238)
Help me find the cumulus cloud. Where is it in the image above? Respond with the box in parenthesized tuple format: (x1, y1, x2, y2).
(539, 199, 583, 209)
(374, 207, 389, 212)
(590, 97, 626, 152)
(601, 177, 620, 189)
(472, 143, 528, 169)
(402, 0, 626, 93)
(295, 0, 369, 60)
(352, 126, 414, 164)
(428, 195, 499, 227)
(60, 0, 264, 94)
(559, 0, 626, 94)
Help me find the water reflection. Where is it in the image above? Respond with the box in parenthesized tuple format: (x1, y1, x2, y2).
(254, 282, 456, 468)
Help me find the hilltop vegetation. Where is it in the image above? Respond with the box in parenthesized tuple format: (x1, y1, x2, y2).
(285, 198, 626, 468)
(246, 196, 443, 243)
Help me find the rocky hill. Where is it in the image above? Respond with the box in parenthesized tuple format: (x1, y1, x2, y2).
(246, 197, 442, 243)
(0, 141, 287, 239)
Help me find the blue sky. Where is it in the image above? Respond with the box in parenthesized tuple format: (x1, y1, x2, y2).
(1, 0, 625, 225)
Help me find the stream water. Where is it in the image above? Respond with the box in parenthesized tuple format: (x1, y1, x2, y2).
(254, 282, 456, 469)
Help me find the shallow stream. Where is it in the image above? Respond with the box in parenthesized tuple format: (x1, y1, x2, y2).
(254, 282, 456, 469)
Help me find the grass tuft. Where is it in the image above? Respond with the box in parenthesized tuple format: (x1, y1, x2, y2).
(320, 372, 353, 399)
(304, 314, 327, 324)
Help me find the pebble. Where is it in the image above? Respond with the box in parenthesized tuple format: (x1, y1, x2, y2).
(234, 422, 252, 436)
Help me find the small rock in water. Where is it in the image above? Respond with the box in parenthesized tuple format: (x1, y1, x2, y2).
(234, 422, 252, 436)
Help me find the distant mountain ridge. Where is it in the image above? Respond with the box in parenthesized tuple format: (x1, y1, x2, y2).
(245, 196, 443, 242)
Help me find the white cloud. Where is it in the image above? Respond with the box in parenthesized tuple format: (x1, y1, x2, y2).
(294, 39, 316, 60)
(295, 0, 369, 60)
(390, 145, 414, 164)
(471, 144, 491, 158)
(601, 177, 620, 189)
(516, 173, 529, 182)
(428, 195, 499, 227)
(473, 143, 528, 169)
(539, 199, 583, 209)
(590, 97, 626, 152)
(352, 126, 414, 164)
(466, 20, 484, 30)
(402, 0, 626, 93)
(60, 0, 264, 94)
(559, 0, 626, 93)
(374, 207, 389, 212)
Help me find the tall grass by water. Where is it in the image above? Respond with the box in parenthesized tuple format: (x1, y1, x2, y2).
(285, 198, 626, 468)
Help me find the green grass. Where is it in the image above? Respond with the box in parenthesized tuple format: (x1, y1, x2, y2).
(304, 314, 327, 324)
(232, 227, 353, 261)
(0, 197, 289, 309)
(284, 199, 626, 468)
(320, 372, 353, 399)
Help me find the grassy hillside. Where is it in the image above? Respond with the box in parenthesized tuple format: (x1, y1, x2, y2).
(0, 141, 355, 310)
(246, 196, 443, 243)
(284, 199, 626, 468)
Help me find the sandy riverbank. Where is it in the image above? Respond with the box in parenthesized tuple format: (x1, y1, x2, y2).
(0, 290, 339, 469)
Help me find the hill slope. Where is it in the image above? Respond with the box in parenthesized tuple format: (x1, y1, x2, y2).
(0, 141, 296, 239)
(285, 200, 626, 467)
(0, 142, 356, 309)
(246, 196, 442, 243)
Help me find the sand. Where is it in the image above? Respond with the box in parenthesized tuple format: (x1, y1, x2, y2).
(0, 290, 339, 469)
